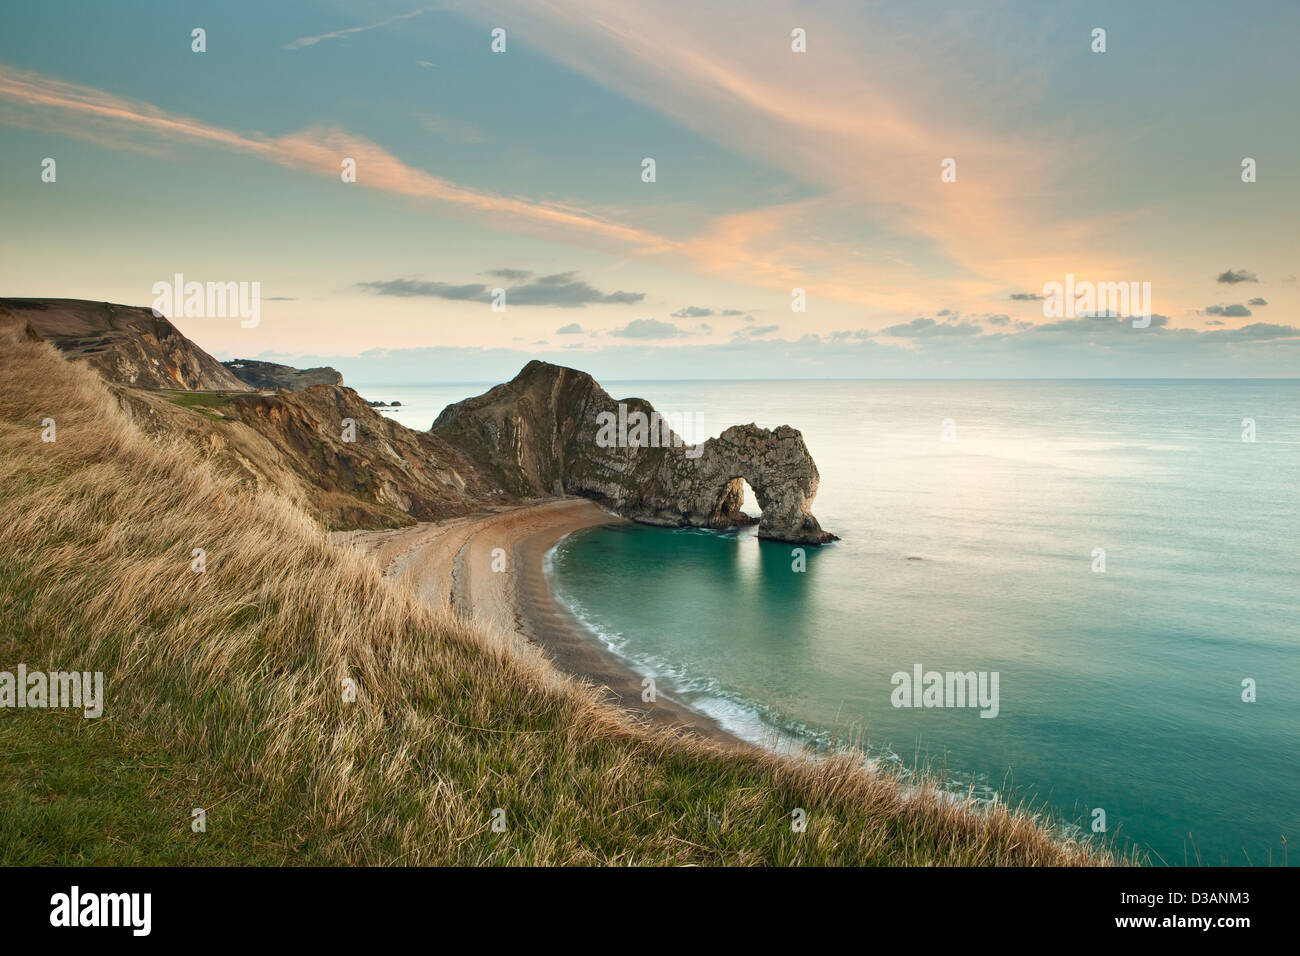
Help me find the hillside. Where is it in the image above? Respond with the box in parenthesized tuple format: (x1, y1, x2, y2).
(0, 298, 509, 530)
(4, 297, 251, 391)
(0, 316, 1113, 865)
(113, 383, 511, 529)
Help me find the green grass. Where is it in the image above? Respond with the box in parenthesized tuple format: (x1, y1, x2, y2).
(158, 390, 240, 422)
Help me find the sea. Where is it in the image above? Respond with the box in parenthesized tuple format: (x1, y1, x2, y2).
(355, 378, 1300, 866)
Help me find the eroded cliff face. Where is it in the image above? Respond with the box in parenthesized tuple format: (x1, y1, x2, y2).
(433, 360, 836, 544)
(4, 298, 251, 392)
(115, 383, 513, 529)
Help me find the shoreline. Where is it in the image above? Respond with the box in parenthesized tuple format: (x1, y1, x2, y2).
(333, 498, 746, 748)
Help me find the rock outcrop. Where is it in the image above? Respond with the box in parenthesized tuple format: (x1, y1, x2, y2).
(433, 361, 835, 544)
(629, 422, 835, 544)
(4, 298, 251, 392)
(223, 359, 344, 391)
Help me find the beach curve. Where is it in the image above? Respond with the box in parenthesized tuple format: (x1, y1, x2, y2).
(333, 498, 744, 747)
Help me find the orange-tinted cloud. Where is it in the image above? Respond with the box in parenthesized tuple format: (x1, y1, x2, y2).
(0, 62, 674, 253)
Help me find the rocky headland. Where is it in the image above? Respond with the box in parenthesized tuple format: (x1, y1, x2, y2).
(7, 299, 834, 543)
(222, 358, 344, 391)
(434, 360, 835, 544)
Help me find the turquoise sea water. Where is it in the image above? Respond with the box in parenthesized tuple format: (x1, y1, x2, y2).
(362, 379, 1300, 866)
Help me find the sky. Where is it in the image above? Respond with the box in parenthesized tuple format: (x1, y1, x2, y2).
(1, 0, 1297, 380)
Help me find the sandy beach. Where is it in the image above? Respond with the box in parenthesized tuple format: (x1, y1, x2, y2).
(334, 498, 742, 746)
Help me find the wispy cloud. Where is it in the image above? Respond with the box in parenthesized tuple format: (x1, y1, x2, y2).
(610, 318, 684, 339)
(359, 279, 488, 301)
(881, 317, 981, 338)
(0, 62, 675, 253)
(283, 9, 433, 51)
(358, 272, 644, 307)
(458, 0, 1129, 310)
(485, 268, 533, 283)
(732, 324, 779, 339)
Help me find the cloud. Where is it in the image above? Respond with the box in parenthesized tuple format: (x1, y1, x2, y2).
(1205, 319, 1225, 327)
(733, 324, 779, 338)
(1217, 269, 1259, 284)
(1248, 297, 1268, 306)
(358, 272, 643, 308)
(720, 309, 746, 316)
(257, 315, 1300, 386)
(671, 306, 713, 318)
(555, 323, 583, 334)
(1034, 313, 1170, 333)
(507, 272, 644, 307)
(1205, 303, 1252, 317)
(0, 64, 674, 253)
(284, 9, 433, 50)
(1211, 322, 1299, 341)
(485, 268, 532, 282)
(881, 317, 982, 337)
(358, 279, 488, 300)
(1010, 293, 1043, 301)
(1004, 314, 1298, 343)
(450, 1, 1118, 313)
(985, 314, 1011, 326)
(610, 318, 685, 339)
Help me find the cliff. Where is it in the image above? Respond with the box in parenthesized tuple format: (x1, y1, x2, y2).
(113, 382, 511, 530)
(1, 298, 506, 529)
(3, 297, 251, 391)
(433, 360, 835, 544)
(223, 358, 344, 391)
(4, 300, 833, 541)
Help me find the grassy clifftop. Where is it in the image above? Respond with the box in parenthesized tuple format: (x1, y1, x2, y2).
(0, 323, 1116, 865)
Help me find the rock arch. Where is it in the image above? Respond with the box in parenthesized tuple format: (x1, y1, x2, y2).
(432, 362, 837, 545)
(635, 424, 836, 545)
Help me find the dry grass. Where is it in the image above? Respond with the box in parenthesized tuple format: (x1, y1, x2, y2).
(0, 323, 1121, 865)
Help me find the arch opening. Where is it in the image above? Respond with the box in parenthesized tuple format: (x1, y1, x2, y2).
(708, 476, 760, 529)
(738, 478, 761, 520)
